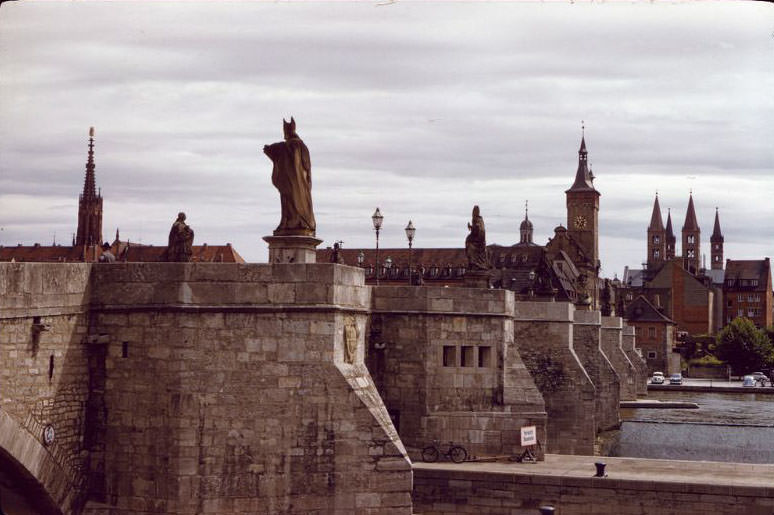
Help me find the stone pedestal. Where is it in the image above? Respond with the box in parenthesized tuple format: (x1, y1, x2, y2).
(463, 269, 490, 288)
(263, 234, 323, 264)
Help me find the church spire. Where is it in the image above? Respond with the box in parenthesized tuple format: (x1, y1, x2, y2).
(665, 208, 676, 260)
(648, 193, 665, 231)
(681, 192, 701, 274)
(75, 127, 104, 248)
(566, 122, 595, 192)
(647, 193, 666, 268)
(82, 127, 97, 200)
(711, 208, 723, 241)
(710, 207, 724, 270)
(682, 192, 700, 232)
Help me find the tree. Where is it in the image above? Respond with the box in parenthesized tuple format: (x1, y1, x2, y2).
(715, 317, 774, 375)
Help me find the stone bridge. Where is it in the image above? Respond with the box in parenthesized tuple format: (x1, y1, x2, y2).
(0, 262, 646, 514)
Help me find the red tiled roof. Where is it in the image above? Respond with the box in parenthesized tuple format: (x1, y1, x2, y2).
(0, 242, 245, 263)
(0, 245, 101, 262)
(117, 242, 245, 263)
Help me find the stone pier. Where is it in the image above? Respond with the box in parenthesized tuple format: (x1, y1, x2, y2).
(572, 310, 620, 432)
(623, 325, 648, 396)
(601, 316, 638, 401)
(512, 302, 595, 455)
(369, 286, 547, 461)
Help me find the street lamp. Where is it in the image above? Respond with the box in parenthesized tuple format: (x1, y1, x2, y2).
(405, 220, 416, 285)
(372, 208, 383, 285)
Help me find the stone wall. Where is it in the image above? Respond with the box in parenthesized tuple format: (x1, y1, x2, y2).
(79, 263, 411, 515)
(0, 263, 93, 513)
(512, 302, 595, 455)
(412, 459, 774, 514)
(601, 317, 637, 401)
(571, 311, 620, 432)
(369, 286, 546, 460)
(622, 325, 648, 396)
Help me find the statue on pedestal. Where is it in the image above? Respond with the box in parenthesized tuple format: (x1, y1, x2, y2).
(263, 117, 316, 236)
(465, 205, 489, 271)
(165, 212, 194, 262)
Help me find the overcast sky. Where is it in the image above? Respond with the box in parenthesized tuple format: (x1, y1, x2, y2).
(1, 1, 772, 277)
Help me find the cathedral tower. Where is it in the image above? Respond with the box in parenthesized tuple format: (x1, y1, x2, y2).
(710, 208, 724, 270)
(565, 130, 601, 273)
(647, 194, 666, 269)
(665, 208, 676, 260)
(681, 193, 700, 274)
(76, 127, 103, 247)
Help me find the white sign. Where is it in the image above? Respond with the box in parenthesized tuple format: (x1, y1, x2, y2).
(520, 425, 537, 447)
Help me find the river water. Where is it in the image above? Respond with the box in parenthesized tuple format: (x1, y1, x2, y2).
(607, 390, 774, 464)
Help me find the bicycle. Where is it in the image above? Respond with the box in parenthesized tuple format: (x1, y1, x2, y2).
(421, 440, 468, 463)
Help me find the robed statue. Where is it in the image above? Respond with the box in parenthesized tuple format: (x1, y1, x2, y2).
(164, 212, 194, 262)
(465, 205, 489, 271)
(263, 117, 316, 236)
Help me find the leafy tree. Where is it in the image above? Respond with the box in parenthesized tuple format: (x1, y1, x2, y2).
(715, 317, 774, 375)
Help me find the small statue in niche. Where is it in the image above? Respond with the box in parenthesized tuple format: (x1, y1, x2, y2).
(465, 205, 489, 271)
(343, 317, 358, 364)
(262, 117, 316, 236)
(164, 212, 194, 262)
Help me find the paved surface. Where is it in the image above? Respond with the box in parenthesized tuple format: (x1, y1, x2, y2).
(414, 453, 774, 487)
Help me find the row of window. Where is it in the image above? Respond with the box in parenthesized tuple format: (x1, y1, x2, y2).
(442, 345, 492, 368)
(634, 326, 658, 338)
(725, 279, 759, 287)
(737, 308, 762, 318)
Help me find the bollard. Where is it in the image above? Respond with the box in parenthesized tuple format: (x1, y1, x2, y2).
(539, 506, 555, 514)
(594, 461, 607, 477)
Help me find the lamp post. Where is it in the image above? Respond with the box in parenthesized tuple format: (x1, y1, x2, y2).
(405, 220, 416, 285)
(372, 208, 383, 285)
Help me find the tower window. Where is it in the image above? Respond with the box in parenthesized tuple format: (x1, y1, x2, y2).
(687, 235, 695, 244)
(653, 249, 660, 258)
(687, 250, 695, 258)
(653, 236, 660, 244)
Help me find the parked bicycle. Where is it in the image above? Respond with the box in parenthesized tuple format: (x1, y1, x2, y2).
(421, 440, 468, 463)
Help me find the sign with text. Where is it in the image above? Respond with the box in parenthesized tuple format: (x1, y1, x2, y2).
(520, 425, 537, 447)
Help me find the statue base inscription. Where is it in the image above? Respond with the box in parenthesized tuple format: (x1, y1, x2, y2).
(263, 235, 323, 264)
(464, 270, 491, 289)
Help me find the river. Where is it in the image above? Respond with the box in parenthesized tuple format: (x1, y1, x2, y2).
(605, 390, 774, 464)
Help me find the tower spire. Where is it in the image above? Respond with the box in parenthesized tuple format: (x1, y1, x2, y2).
(83, 127, 97, 200)
(75, 127, 104, 248)
(647, 193, 666, 268)
(648, 193, 665, 231)
(710, 207, 724, 270)
(681, 192, 701, 274)
(519, 199, 534, 245)
(566, 123, 594, 192)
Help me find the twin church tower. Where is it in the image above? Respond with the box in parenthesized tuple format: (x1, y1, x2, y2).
(646, 192, 723, 275)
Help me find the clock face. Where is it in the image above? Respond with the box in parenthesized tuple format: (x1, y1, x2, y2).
(574, 215, 588, 229)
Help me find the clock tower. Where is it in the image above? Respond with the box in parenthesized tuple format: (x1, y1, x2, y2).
(565, 131, 601, 274)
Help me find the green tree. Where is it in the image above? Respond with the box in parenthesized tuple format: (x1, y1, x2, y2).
(715, 317, 774, 374)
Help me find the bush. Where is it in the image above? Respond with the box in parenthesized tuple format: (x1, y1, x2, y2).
(715, 317, 774, 375)
(688, 354, 723, 366)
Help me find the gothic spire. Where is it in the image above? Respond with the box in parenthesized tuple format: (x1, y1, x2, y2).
(682, 192, 700, 232)
(82, 127, 98, 200)
(665, 208, 674, 239)
(711, 208, 723, 242)
(648, 194, 665, 231)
